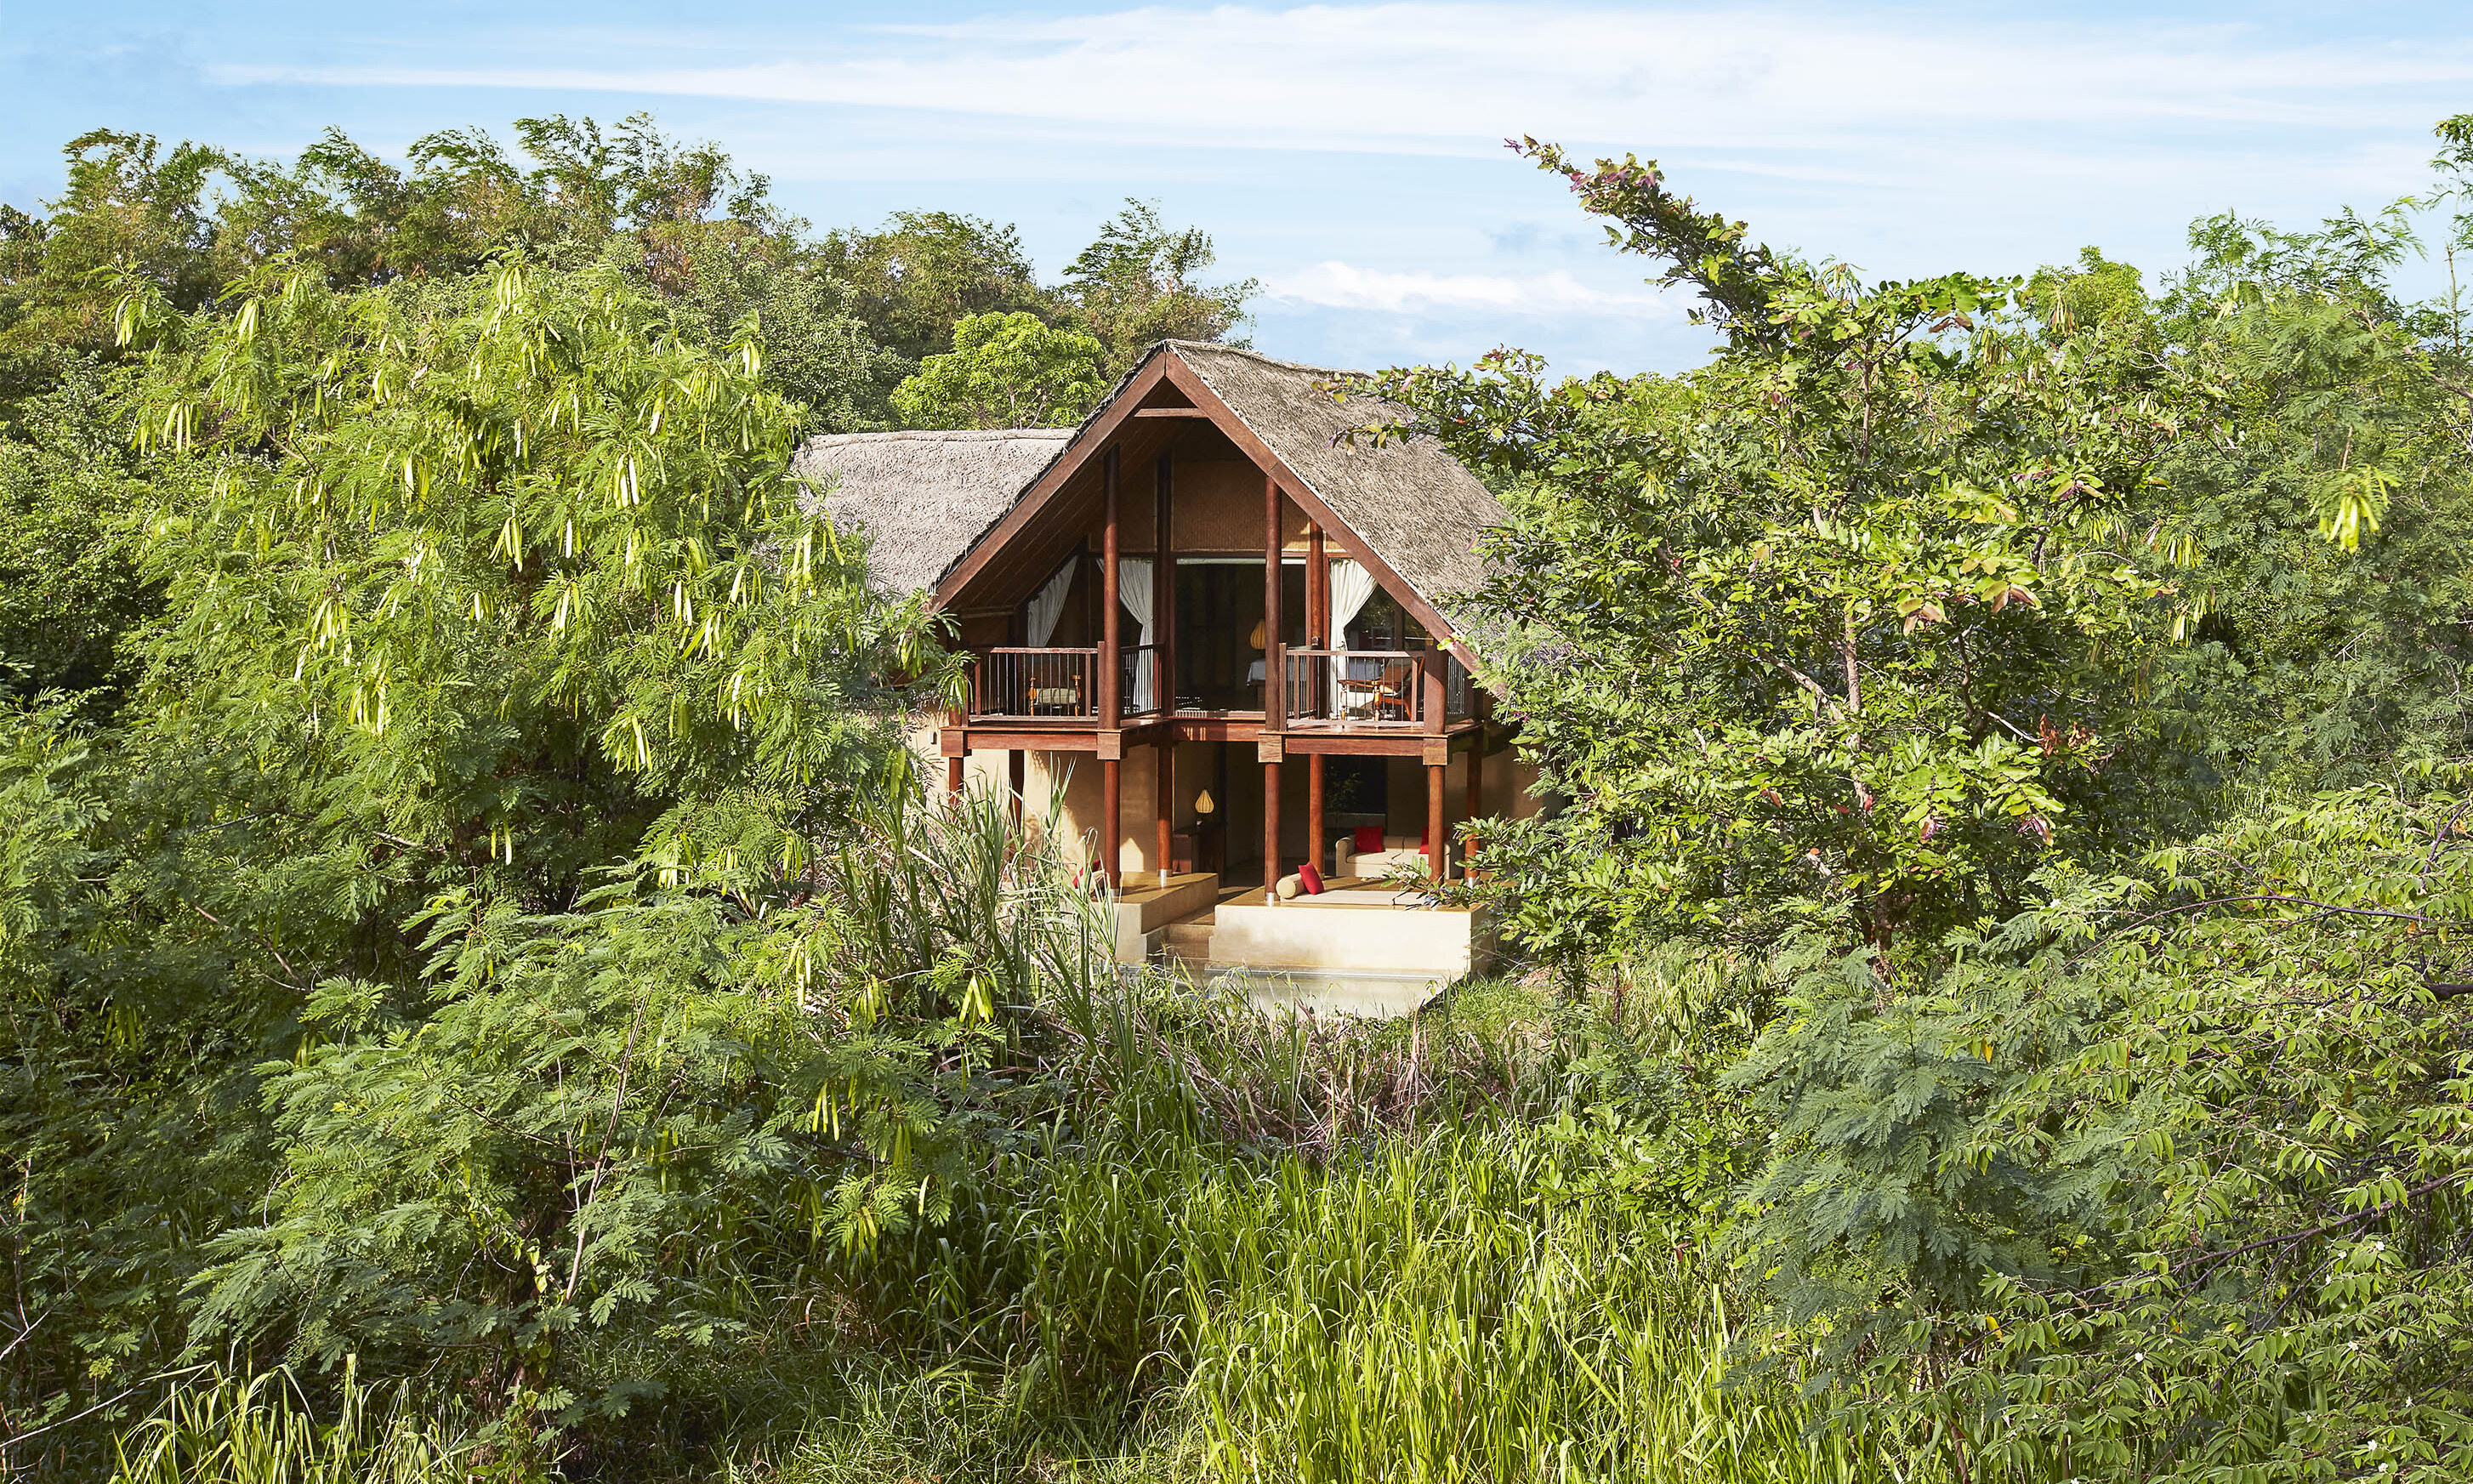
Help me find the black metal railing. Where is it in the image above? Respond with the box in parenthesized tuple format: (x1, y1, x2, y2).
(971, 647, 1099, 719)
(1281, 648, 1430, 727)
(1118, 644, 1162, 719)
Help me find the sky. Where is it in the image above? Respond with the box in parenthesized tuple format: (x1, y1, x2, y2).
(8, 2, 2473, 374)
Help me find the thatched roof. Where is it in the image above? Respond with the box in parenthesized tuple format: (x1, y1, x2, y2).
(803, 346, 1509, 633)
(792, 429, 1072, 596)
(1162, 342, 1509, 629)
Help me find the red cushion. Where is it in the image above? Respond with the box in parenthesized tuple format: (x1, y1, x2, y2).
(1298, 861, 1325, 895)
(1352, 826, 1385, 854)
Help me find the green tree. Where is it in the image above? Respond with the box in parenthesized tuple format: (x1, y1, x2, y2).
(1728, 785, 2473, 1481)
(1367, 141, 2183, 974)
(2135, 179, 2473, 799)
(892, 310, 1108, 429)
(1060, 197, 1256, 371)
(0, 359, 162, 703)
(0, 131, 230, 413)
(0, 253, 968, 1430)
(821, 211, 1052, 363)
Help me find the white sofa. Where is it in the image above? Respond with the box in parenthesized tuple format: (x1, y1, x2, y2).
(1335, 833, 1435, 878)
(1256, 836, 1435, 899)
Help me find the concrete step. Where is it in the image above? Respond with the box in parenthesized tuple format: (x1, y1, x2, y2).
(1162, 914, 1217, 963)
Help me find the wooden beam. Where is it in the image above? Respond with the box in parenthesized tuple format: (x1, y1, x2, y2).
(1308, 752, 1326, 879)
(962, 729, 1106, 753)
(1264, 758, 1282, 893)
(1101, 446, 1122, 730)
(1308, 523, 1327, 647)
(1277, 728, 1476, 757)
(947, 755, 966, 798)
(1103, 757, 1122, 890)
(1009, 748, 1026, 831)
(1263, 470, 1284, 728)
(1157, 449, 1175, 717)
(1131, 407, 1214, 418)
(1426, 762, 1446, 880)
(1463, 746, 1481, 882)
(1157, 739, 1174, 885)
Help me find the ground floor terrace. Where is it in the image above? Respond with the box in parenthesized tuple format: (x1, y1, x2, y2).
(932, 714, 1538, 1011)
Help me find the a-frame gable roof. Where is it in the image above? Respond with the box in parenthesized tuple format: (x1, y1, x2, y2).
(1164, 342, 1508, 631)
(932, 341, 1509, 640)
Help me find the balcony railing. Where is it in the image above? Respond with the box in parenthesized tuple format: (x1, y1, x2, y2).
(1118, 644, 1162, 719)
(970, 647, 1098, 720)
(1281, 648, 1435, 728)
(969, 644, 1461, 729)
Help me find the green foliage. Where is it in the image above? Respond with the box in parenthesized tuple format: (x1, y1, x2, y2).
(892, 311, 1110, 429)
(0, 112, 1278, 1470)
(1729, 785, 2473, 1479)
(821, 212, 1051, 364)
(1368, 142, 2182, 970)
(2140, 196, 2473, 797)
(1169, 1125, 1880, 1484)
(26, 102, 2473, 1484)
(0, 130, 230, 387)
(1058, 198, 1257, 372)
(617, 230, 907, 432)
(0, 358, 162, 702)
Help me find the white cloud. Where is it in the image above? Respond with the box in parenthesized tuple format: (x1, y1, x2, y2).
(205, 4, 2473, 161)
(1268, 260, 1673, 318)
(175, 3, 2473, 363)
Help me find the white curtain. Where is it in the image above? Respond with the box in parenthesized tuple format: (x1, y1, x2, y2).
(1026, 559, 1075, 646)
(1117, 557, 1156, 711)
(1326, 559, 1378, 714)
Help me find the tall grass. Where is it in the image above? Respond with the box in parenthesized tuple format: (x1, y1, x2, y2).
(102, 1366, 503, 1484)
(784, 787, 1900, 1481)
(85, 791, 1917, 1483)
(1025, 1125, 1900, 1484)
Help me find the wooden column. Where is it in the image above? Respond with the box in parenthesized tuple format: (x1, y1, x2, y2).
(947, 754, 966, 798)
(1307, 752, 1326, 878)
(1464, 742, 1483, 881)
(1157, 739, 1174, 883)
(1263, 474, 1283, 724)
(1264, 759, 1282, 893)
(1426, 762, 1447, 880)
(1102, 446, 1122, 729)
(1305, 524, 1327, 727)
(1308, 525, 1327, 645)
(1101, 446, 1122, 890)
(1154, 449, 1177, 884)
(1009, 748, 1026, 831)
(1103, 759, 1122, 890)
(1157, 451, 1175, 714)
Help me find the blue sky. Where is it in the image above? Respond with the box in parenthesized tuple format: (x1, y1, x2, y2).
(9, 2, 2473, 373)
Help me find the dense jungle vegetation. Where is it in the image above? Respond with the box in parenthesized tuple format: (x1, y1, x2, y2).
(7, 110, 2473, 1481)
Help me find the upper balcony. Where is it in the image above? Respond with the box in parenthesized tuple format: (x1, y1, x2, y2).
(963, 642, 1470, 732)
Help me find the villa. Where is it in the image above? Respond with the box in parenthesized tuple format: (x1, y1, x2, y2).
(797, 341, 1539, 1010)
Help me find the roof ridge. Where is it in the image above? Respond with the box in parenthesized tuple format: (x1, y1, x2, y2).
(1160, 338, 1358, 380)
(800, 428, 1073, 446)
